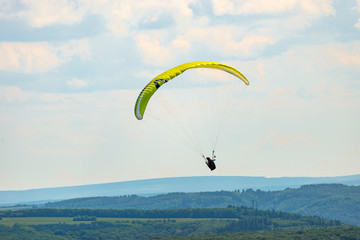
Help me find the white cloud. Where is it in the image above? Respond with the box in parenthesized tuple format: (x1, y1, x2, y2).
(55, 39, 91, 62)
(211, 0, 335, 17)
(212, 0, 296, 16)
(240, 130, 317, 151)
(0, 40, 91, 73)
(0, 42, 59, 72)
(298, 0, 335, 16)
(314, 42, 360, 68)
(0, 86, 31, 103)
(17, 0, 87, 27)
(255, 41, 360, 89)
(5, 89, 136, 158)
(211, 0, 236, 16)
(135, 33, 174, 66)
(277, 131, 316, 147)
(356, 20, 360, 30)
(0, 0, 17, 19)
(186, 26, 275, 58)
(66, 78, 89, 89)
(232, 34, 276, 57)
(271, 86, 297, 97)
(103, 1, 132, 35)
(50, 171, 78, 185)
(171, 37, 191, 50)
(2, 0, 194, 35)
(39, 93, 69, 103)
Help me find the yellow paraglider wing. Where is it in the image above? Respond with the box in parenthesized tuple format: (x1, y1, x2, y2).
(134, 61, 249, 120)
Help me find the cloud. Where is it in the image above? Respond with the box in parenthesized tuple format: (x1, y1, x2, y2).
(66, 78, 89, 89)
(345, 148, 360, 157)
(271, 87, 297, 97)
(0, 86, 31, 103)
(135, 33, 174, 66)
(1, 0, 194, 36)
(0, 0, 22, 19)
(186, 26, 275, 58)
(295, 41, 360, 69)
(211, 0, 335, 17)
(17, 0, 87, 28)
(209, 0, 336, 44)
(265, 131, 316, 147)
(331, 44, 360, 67)
(0, 42, 59, 72)
(298, 83, 360, 99)
(10, 0, 192, 34)
(298, 0, 335, 16)
(258, 41, 360, 89)
(0, 39, 90, 73)
(8, 95, 102, 156)
(356, 20, 360, 30)
(355, 0, 360, 29)
(92, 0, 193, 35)
(51, 171, 78, 183)
(171, 37, 191, 50)
(244, 130, 317, 150)
(55, 39, 91, 61)
(39, 92, 69, 103)
(3, 88, 138, 158)
(233, 34, 276, 57)
(211, 0, 298, 16)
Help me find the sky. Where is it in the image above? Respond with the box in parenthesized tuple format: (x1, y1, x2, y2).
(0, 0, 360, 190)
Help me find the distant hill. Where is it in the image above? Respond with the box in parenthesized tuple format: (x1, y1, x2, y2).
(1, 175, 359, 205)
(45, 184, 360, 226)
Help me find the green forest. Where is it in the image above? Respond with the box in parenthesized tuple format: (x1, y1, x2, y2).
(0, 206, 353, 240)
(1, 223, 359, 240)
(42, 184, 360, 225)
(151, 227, 360, 240)
(0, 206, 342, 225)
(1, 184, 359, 239)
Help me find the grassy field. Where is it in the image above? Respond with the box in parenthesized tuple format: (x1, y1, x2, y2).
(0, 217, 232, 226)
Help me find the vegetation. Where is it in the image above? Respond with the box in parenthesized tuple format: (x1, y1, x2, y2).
(0, 206, 342, 226)
(73, 215, 96, 221)
(0, 205, 354, 239)
(0, 220, 357, 240)
(0, 206, 344, 238)
(151, 227, 360, 240)
(43, 184, 360, 225)
(1, 184, 358, 238)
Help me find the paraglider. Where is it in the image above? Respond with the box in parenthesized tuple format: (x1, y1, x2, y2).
(203, 150, 216, 171)
(134, 61, 249, 170)
(134, 61, 249, 120)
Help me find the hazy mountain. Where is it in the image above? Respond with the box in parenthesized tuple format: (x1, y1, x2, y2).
(1, 175, 359, 205)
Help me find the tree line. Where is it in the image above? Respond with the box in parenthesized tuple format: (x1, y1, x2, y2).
(0, 206, 341, 227)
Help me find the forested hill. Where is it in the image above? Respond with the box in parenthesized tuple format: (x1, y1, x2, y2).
(44, 184, 360, 226)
